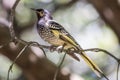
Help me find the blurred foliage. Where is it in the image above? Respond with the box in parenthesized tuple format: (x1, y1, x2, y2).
(0, 0, 119, 80)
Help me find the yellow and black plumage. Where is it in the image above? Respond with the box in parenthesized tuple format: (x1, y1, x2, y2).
(31, 8, 107, 79)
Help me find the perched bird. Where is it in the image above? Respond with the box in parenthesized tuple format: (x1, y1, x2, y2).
(31, 8, 108, 79)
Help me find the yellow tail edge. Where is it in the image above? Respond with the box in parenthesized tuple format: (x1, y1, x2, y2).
(79, 52, 103, 77)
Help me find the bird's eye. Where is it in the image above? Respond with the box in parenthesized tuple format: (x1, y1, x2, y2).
(39, 11, 44, 16)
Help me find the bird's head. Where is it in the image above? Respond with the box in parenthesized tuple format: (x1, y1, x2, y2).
(31, 8, 52, 20)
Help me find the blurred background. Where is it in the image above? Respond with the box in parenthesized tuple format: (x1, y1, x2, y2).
(0, 0, 120, 80)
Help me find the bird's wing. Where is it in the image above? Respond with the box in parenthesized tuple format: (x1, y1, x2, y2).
(48, 21, 79, 47)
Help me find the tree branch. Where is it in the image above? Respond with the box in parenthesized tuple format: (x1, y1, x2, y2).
(12, 0, 21, 10)
(9, 0, 21, 41)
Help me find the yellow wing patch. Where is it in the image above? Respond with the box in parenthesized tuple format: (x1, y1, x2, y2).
(51, 30, 59, 37)
(51, 29, 78, 47)
(61, 34, 78, 46)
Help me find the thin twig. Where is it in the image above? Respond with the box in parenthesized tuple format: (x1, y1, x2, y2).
(82, 48, 119, 61)
(16, 39, 48, 57)
(12, 0, 21, 10)
(7, 40, 48, 80)
(53, 53, 67, 80)
(7, 43, 29, 80)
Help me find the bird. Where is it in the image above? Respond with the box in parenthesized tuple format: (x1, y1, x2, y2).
(31, 8, 108, 79)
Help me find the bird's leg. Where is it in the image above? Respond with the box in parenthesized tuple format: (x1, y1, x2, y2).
(56, 43, 66, 53)
(53, 52, 67, 80)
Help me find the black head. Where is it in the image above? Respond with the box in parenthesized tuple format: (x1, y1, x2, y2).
(31, 8, 52, 20)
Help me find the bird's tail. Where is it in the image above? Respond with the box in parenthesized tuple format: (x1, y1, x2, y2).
(78, 51, 105, 78)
